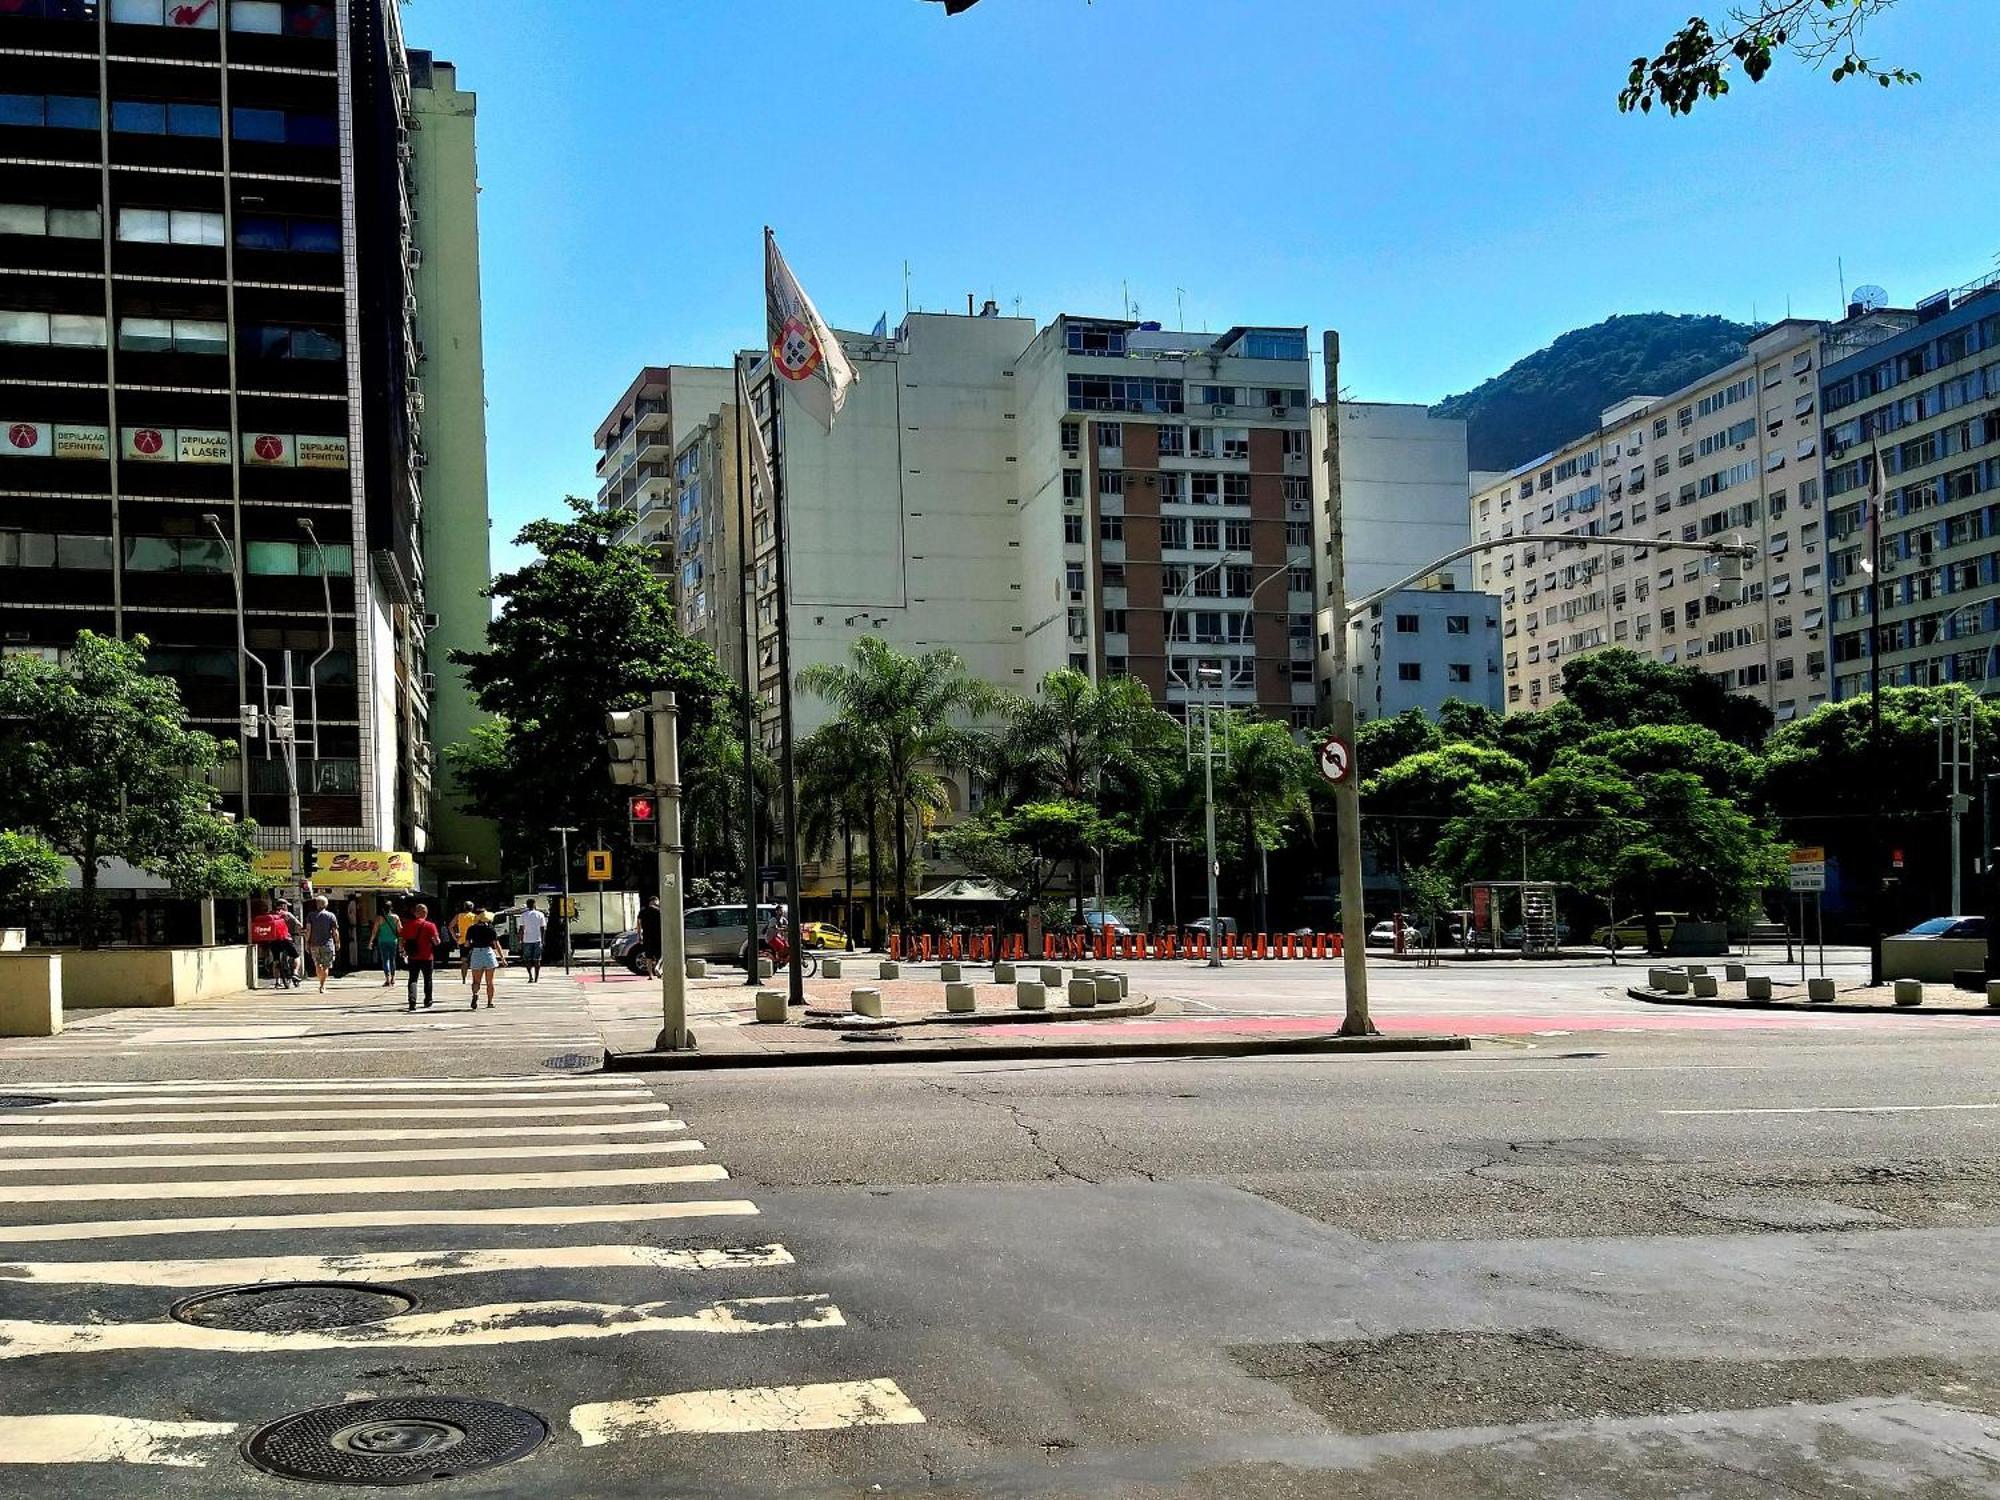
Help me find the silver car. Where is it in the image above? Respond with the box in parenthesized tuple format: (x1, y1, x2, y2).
(684, 903, 780, 964)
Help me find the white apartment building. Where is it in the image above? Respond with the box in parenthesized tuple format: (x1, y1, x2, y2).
(594, 364, 729, 550)
(1472, 320, 1845, 722)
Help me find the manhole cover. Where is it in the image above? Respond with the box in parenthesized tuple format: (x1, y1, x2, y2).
(244, 1396, 548, 1486)
(0, 1094, 55, 1109)
(541, 1052, 595, 1071)
(172, 1281, 415, 1332)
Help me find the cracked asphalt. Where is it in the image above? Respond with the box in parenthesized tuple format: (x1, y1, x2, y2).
(658, 1023, 2000, 1496)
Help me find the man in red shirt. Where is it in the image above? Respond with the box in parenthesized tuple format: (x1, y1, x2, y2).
(400, 902, 442, 1011)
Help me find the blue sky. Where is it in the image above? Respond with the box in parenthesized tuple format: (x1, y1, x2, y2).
(408, 0, 2000, 565)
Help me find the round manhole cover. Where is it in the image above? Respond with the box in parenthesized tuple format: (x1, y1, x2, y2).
(0, 1094, 55, 1110)
(541, 1052, 595, 1071)
(171, 1281, 415, 1333)
(244, 1397, 548, 1486)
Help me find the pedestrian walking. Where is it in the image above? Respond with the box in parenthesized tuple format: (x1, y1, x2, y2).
(465, 910, 502, 1008)
(517, 899, 547, 984)
(639, 896, 662, 979)
(372, 903, 402, 986)
(304, 895, 339, 994)
(401, 901, 440, 1010)
(450, 901, 477, 984)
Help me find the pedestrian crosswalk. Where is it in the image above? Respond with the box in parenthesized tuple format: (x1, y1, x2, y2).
(0, 1070, 925, 1478)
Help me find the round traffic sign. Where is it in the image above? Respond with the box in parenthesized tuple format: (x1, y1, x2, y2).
(1317, 735, 1352, 786)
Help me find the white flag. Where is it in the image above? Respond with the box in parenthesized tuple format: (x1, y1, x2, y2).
(764, 228, 857, 432)
(737, 365, 775, 512)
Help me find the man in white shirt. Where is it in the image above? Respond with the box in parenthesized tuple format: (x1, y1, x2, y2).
(517, 899, 548, 984)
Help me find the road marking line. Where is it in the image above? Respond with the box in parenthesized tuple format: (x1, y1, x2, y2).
(1662, 1103, 2000, 1116)
(16, 1077, 636, 1093)
(0, 1413, 237, 1467)
(0, 1139, 706, 1174)
(0, 1294, 841, 1359)
(571, 1378, 924, 1445)
(0, 1103, 674, 1126)
(0, 1199, 759, 1243)
(130, 1026, 311, 1044)
(0, 1162, 727, 1205)
(0, 1120, 687, 1150)
(0, 1243, 794, 1286)
(28, 1089, 648, 1109)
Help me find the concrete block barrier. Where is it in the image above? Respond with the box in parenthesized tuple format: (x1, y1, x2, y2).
(685, 959, 707, 979)
(822, 958, 842, 979)
(850, 988, 883, 1018)
(1647, 967, 1673, 989)
(1725, 963, 1747, 981)
(756, 958, 774, 980)
(1094, 973, 1120, 1003)
(1016, 980, 1047, 1010)
(944, 981, 976, 1013)
(1894, 978, 1924, 1007)
(1807, 977, 1836, 1002)
(1745, 975, 1773, 1002)
(1066, 977, 1098, 1008)
(878, 961, 900, 980)
(1987, 980, 2000, 1008)
(993, 961, 1016, 984)
(1658, 970, 1691, 995)
(939, 961, 962, 982)
(1039, 965, 1063, 988)
(1692, 975, 1719, 997)
(754, 989, 787, 1024)
(1684, 964, 1708, 978)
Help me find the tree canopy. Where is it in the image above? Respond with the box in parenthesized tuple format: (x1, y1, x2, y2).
(1621, 1, 1917, 116)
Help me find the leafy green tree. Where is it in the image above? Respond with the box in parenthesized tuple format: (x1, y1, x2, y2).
(447, 496, 730, 875)
(797, 717, 881, 940)
(0, 631, 256, 948)
(0, 830, 64, 915)
(935, 799, 1134, 952)
(1356, 708, 1439, 774)
(681, 719, 776, 884)
(997, 669, 1180, 921)
(1571, 723, 1763, 805)
(1216, 715, 1318, 930)
(1492, 698, 1589, 774)
(1363, 743, 1530, 873)
(1621, 1, 1916, 116)
(1435, 699, 1503, 747)
(1559, 649, 1772, 747)
(798, 636, 1004, 926)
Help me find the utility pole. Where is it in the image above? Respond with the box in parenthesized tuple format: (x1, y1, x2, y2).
(1867, 442, 1886, 985)
(1940, 697, 1975, 914)
(1321, 331, 1374, 1035)
(551, 826, 577, 974)
(650, 692, 691, 1051)
(1193, 676, 1225, 969)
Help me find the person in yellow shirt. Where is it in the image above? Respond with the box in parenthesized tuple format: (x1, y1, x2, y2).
(450, 901, 477, 984)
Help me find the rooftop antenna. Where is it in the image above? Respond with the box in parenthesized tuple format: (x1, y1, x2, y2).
(1838, 256, 1847, 310)
(1175, 286, 1186, 329)
(903, 260, 911, 316)
(1122, 280, 1130, 320)
(1012, 296, 1022, 318)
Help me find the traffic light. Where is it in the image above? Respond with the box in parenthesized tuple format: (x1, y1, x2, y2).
(300, 838, 318, 882)
(606, 708, 650, 787)
(628, 793, 659, 848)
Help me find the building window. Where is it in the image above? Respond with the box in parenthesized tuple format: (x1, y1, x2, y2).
(0, 203, 100, 238)
(230, 106, 336, 147)
(0, 309, 105, 347)
(1447, 663, 1472, 683)
(1061, 469, 1083, 501)
(1224, 518, 1251, 550)
(1060, 421, 1079, 456)
(0, 94, 100, 130)
(1098, 514, 1124, 542)
(229, 0, 337, 34)
(1156, 424, 1185, 457)
(1445, 614, 1469, 635)
(1284, 520, 1310, 547)
(118, 316, 226, 355)
(1287, 565, 1313, 594)
(1092, 420, 1121, 449)
(1098, 470, 1123, 497)
(117, 207, 223, 246)
(1065, 563, 1085, 594)
(245, 323, 342, 360)
(247, 540, 352, 575)
(1102, 608, 1127, 635)
(1281, 429, 1308, 460)
(1191, 517, 1219, 550)
(1397, 662, 1422, 682)
(235, 214, 339, 253)
(1394, 614, 1420, 634)
(1062, 514, 1083, 545)
(1101, 562, 1124, 587)
(112, 100, 223, 138)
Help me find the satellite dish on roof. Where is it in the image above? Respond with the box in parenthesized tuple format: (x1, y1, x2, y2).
(1853, 284, 1889, 313)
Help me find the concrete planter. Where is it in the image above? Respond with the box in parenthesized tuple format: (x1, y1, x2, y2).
(939, 962, 961, 982)
(944, 981, 975, 1013)
(850, 988, 883, 1018)
(1745, 975, 1773, 1002)
(1883, 936, 1986, 983)
(1807, 977, 1837, 1002)
(1893, 978, 1924, 1007)
(1066, 978, 1098, 1008)
(822, 958, 842, 979)
(754, 989, 787, 1023)
(1038, 965, 1063, 988)
(0, 952, 61, 1036)
(1015, 980, 1047, 1010)
(50, 945, 251, 1009)
(992, 962, 1016, 984)
(1094, 974, 1121, 1004)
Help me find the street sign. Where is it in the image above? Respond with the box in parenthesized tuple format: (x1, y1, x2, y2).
(1316, 735, 1353, 786)
(1788, 845, 1826, 893)
(756, 863, 786, 885)
(585, 849, 612, 883)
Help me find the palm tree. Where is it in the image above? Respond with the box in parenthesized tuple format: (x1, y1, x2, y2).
(1216, 715, 1318, 933)
(680, 718, 775, 884)
(999, 668, 1179, 922)
(797, 719, 878, 943)
(798, 637, 1004, 927)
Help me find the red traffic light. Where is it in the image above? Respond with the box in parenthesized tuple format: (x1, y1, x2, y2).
(627, 795, 658, 823)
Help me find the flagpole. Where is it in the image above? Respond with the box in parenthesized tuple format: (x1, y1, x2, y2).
(1867, 439, 1885, 987)
(733, 358, 761, 989)
(768, 365, 808, 1009)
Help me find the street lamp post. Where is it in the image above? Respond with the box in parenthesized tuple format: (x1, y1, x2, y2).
(203, 513, 302, 885)
(551, 825, 578, 973)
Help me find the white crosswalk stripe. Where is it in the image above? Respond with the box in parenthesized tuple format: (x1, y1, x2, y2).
(0, 1062, 926, 1473)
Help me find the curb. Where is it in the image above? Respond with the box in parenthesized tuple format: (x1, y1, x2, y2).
(1626, 985, 2000, 1018)
(605, 1030, 1470, 1072)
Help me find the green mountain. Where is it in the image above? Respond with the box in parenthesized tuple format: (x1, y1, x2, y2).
(1432, 313, 1758, 474)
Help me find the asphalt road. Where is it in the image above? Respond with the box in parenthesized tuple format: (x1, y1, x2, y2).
(4, 962, 2000, 1496)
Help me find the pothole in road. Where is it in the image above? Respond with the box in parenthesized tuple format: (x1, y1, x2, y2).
(171, 1281, 415, 1332)
(1232, 1330, 2000, 1434)
(243, 1396, 548, 1486)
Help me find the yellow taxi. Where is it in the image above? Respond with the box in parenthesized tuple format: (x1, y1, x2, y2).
(799, 921, 851, 951)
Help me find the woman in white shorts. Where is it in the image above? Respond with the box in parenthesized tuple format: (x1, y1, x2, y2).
(464, 913, 502, 1008)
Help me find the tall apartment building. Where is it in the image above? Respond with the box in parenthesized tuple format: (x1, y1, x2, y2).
(1825, 276, 2000, 699)
(0, 0, 455, 914)
(1471, 318, 1894, 722)
(593, 363, 728, 552)
(406, 48, 494, 880)
(668, 394, 746, 684)
(1316, 402, 1501, 722)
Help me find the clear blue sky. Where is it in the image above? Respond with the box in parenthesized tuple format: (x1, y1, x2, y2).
(408, 0, 1999, 565)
